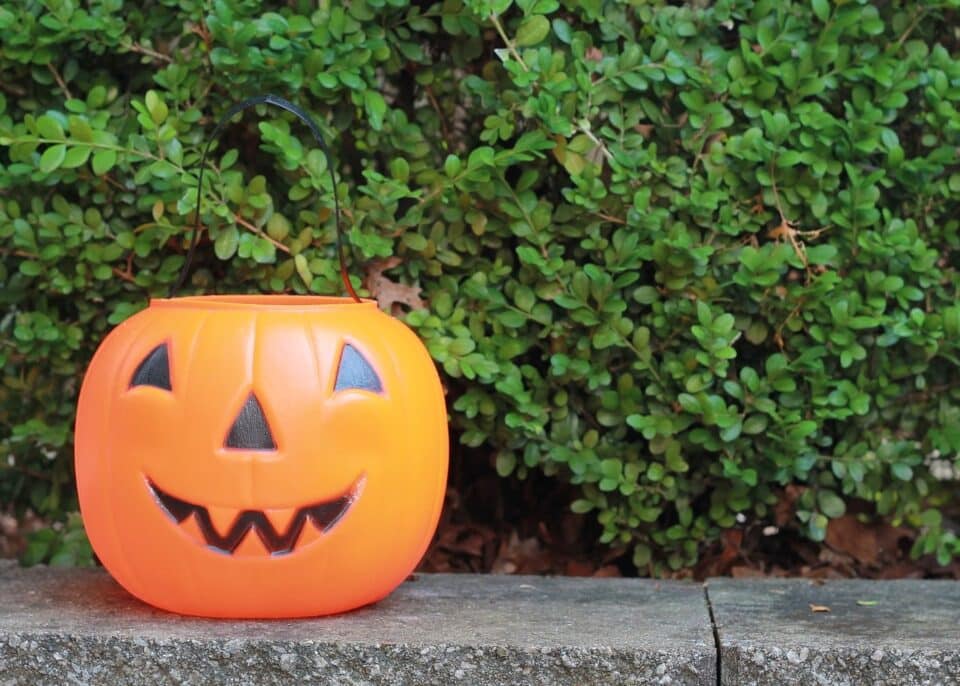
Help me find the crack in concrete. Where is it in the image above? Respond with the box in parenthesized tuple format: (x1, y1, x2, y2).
(703, 583, 722, 686)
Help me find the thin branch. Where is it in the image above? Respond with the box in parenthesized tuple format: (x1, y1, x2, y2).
(0, 81, 26, 97)
(425, 85, 453, 150)
(489, 14, 529, 72)
(895, 8, 927, 49)
(125, 42, 173, 63)
(23, 137, 183, 171)
(46, 63, 72, 100)
(233, 213, 291, 254)
(0, 249, 39, 259)
(592, 212, 626, 225)
(768, 157, 829, 281)
(577, 124, 614, 163)
(769, 158, 788, 224)
(112, 266, 136, 284)
(100, 174, 127, 192)
(110, 252, 137, 284)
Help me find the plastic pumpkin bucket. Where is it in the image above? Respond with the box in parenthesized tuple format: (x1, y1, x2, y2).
(74, 96, 448, 618)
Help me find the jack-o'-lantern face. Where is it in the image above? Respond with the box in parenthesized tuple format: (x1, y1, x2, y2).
(75, 296, 448, 618)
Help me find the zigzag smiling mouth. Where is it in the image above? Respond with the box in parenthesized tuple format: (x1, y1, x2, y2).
(147, 477, 363, 556)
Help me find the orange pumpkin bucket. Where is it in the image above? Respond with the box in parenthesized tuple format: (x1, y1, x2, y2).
(74, 96, 448, 618)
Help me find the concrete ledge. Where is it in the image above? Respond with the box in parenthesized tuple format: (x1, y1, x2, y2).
(6, 561, 960, 685)
(709, 578, 960, 686)
(0, 562, 713, 685)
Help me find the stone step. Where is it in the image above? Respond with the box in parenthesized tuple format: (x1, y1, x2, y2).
(709, 577, 960, 686)
(3, 561, 959, 685)
(0, 561, 714, 685)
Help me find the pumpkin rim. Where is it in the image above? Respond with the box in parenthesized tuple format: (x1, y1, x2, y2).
(148, 295, 378, 311)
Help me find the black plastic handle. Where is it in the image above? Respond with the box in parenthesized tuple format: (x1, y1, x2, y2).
(168, 94, 359, 301)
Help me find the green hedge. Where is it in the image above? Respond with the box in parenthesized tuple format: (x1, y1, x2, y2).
(2, 0, 959, 572)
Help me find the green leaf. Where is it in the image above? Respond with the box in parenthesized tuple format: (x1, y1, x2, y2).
(647, 463, 665, 481)
(294, 253, 312, 286)
(214, 226, 239, 260)
(742, 415, 768, 434)
(444, 154, 461, 177)
(61, 146, 91, 168)
(36, 115, 65, 140)
(19, 261, 42, 276)
(39, 144, 66, 172)
(633, 544, 652, 567)
(364, 90, 387, 131)
(633, 286, 658, 304)
(266, 214, 291, 242)
(389, 157, 410, 182)
(891, 463, 913, 481)
(68, 116, 93, 142)
(495, 451, 516, 476)
(515, 15, 550, 47)
(251, 237, 277, 264)
(808, 513, 829, 542)
(811, 0, 830, 22)
(91, 149, 117, 175)
(145, 90, 169, 125)
(570, 499, 594, 513)
(817, 490, 846, 519)
(514, 285, 535, 311)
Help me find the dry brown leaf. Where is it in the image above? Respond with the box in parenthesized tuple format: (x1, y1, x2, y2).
(809, 603, 831, 613)
(634, 124, 654, 138)
(697, 528, 744, 577)
(873, 523, 913, 559)
(363, 257, 425, 314)
(564, 560, 595, 577)
(774, 485, 804, 527)
(492, 531, 547, 575)
(877, 562, 924, 579)
(825, 515, 880, 566)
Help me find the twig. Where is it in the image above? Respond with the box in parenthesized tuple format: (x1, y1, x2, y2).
(22, 137, 183, 171)
(112, 267, 136, 283)
(769, 160, 788, 224)
(425, 85, 453, 149)
(489, 14, 529, 72)
(100, 174, 126, 192)
(0, 81, 26, 97)
(768, 158, 828, 277)
(125, 42, 173, 63)
(233, 213, 291, 254)
(46, 63, 72, 100)
(108, 252, 137, 284)
(773, 301, 805, 351)
(577, 124, 614, 163)
(592, 211, 626, 225)
(895, 8, 926, 49)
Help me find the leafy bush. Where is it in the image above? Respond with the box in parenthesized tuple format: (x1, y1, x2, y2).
(2, 0, 959, 572)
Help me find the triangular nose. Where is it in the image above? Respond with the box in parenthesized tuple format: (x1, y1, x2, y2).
(225, 394, 276, 450)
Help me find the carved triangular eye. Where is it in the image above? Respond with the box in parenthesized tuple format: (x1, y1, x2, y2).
(334, 344, 382, 393)
(130, 344, 172, 390)
(225, 394, 276, 450)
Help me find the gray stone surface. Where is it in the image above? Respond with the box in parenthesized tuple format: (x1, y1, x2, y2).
(709, 577, 960, 686)
(0, 564, 713, 685)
